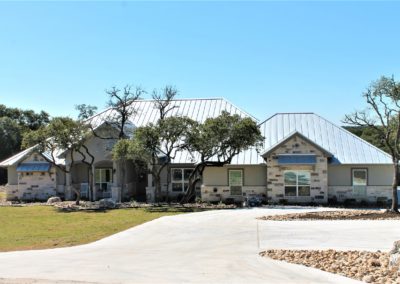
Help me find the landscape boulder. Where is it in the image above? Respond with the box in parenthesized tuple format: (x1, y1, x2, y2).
(98, 198, 116, 209)
(47, 196, 62, 204)
(389, 240, 400, 268)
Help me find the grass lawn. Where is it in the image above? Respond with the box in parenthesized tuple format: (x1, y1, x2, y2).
(0, 206, 195, 252)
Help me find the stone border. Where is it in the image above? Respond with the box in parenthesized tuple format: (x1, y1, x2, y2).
(258, 209, 400, 221)
(261, 249, 400, 283)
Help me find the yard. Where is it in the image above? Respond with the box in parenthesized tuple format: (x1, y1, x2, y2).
(0, 206, 192, 252)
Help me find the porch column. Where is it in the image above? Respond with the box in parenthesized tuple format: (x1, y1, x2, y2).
(92, 165, 96, 201)
(111, 161, 121, 202)
(65, 166, 72, 200)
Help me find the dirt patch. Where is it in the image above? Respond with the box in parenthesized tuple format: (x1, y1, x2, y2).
(261, 249, 400, 283)
(258, 209, 400, 221)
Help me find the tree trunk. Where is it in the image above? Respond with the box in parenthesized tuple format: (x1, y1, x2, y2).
(154, 175, 161, 203)
(182, 161, 226, 203)
(73, 187, 81, 205)
(391, 161, 399, 212)
(88, 167, 94, 201)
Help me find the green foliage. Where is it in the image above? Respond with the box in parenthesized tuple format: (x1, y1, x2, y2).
(0, 117, 21, 160)
(75, 104, 98, 120)
(22, 117, 90, 164)
(113, 116, 195, 164)
(187, 111, 264, 163)
(0, 105, 50, 162)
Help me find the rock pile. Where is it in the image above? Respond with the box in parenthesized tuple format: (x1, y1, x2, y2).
(261, 249, 400, 283)
(259, 209, 400, 221)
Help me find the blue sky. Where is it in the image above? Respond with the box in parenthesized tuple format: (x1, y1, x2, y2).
(0, 1, 399, 125)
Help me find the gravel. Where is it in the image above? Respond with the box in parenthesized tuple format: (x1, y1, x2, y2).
(258, 209, 400, 221)
(261, 249, 400, 283)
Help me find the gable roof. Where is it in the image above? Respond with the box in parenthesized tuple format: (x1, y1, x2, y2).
(0, 146, 36, 167)
(257, 113, 392, 164)
(0, 146, 65, 168)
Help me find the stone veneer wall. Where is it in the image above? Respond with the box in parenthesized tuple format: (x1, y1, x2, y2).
(265, 135, 329, 204)
(6, 170, 57, 201)
(6, 153, 59, 201)
(328, 186, 392, 203)
(201, 185, 266, 202)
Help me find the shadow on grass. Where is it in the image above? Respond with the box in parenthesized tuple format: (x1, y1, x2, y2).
(54, 205, 211, 214)
(55, 207, 108, 213)
(143, 206, 208, 213)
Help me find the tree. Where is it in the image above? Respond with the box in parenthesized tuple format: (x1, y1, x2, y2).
(343, 76, 400, 213)
(0, 104, 49, 131)
(0, 117, 21, 161)
(106, 85, 144, 139)
(75, 104, 98, 120)
(0, 105, 50, 184)
(113, 116, 195, 202)
(102, 85, 145, 201)
(22, 117, 94, 205)
(182, 111, 264, 202)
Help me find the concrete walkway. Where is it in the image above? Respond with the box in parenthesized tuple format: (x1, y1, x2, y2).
(1, 207, 399, 284)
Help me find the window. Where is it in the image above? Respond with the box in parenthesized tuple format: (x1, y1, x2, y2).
(95, 168, 113, 191)
(171, 168, 193, 192)
(352, 169, 367, 196)
(229, 169, 243, 196)
(284, 171, 311, 197)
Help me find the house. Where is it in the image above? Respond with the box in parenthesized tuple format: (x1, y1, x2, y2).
(0, 99, 394, 205)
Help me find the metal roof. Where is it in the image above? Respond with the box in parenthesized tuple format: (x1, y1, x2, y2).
(0, 146, 36, 167)
(89, 98, 257, 164)
(1, 104, 392, 167)
(0, 146, 64, 168)
(254, 113, 392, 165)
(90, 98, 257, 128)
(17, 163, 51, 172)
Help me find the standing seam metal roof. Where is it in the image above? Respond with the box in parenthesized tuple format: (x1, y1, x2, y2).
(250, 113, 392, 165)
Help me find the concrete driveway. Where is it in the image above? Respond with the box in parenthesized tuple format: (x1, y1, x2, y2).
(0, 207, 399, 284)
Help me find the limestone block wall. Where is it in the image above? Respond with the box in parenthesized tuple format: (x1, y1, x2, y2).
(6, 170, 57, 201)
(201, 185, 266, 202)
(328, 186, 392, 203)
(265, 135, 329, 204)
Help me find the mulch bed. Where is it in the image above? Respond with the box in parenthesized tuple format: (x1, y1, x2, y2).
(258, 210, 400, 221)
(261, 249, 400, 283)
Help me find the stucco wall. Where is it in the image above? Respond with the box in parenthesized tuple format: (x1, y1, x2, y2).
(65, 136, 117, 166)
(203, 165, 267, 186)
(328, 164, 392, 186)
(265, 135, 329, 204)
(7, 166, 17, 185)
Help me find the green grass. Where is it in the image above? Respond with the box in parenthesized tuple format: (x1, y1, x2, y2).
(0, 206, 195, 252)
